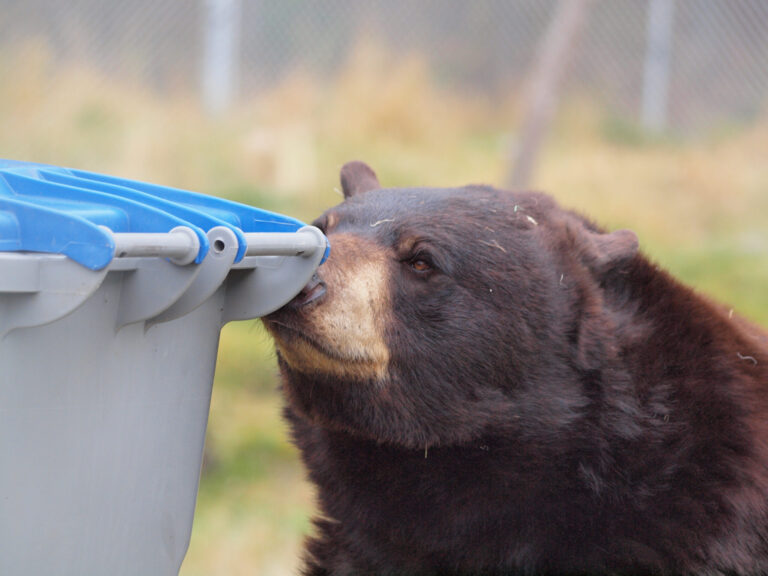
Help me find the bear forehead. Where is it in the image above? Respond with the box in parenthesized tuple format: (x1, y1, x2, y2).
(322, 186, 557, 239)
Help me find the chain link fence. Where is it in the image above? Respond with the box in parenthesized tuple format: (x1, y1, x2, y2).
(1, 0, 767, 133)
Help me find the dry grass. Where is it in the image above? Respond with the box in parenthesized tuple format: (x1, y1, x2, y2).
(1, 38, 766, 576)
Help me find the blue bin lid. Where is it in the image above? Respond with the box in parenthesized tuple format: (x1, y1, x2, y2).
(0, 160, 327, 270)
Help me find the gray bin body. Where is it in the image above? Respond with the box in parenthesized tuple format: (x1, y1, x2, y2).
(0, 227, 326, 574)
(0, 281, 220, 575)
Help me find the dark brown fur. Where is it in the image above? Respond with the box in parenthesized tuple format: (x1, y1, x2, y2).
(263, 162, 768, 575)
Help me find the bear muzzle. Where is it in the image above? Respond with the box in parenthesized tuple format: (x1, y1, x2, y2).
(264, 233, 392, 381)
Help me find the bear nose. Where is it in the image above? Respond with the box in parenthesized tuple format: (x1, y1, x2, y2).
(289, 272, 327, 308)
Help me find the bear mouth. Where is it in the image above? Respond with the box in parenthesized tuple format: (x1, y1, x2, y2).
(263, 318, 382, 370)
(264, 319, 341, 360)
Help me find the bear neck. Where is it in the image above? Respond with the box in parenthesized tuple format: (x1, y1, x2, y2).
(603, 255, 767, 388)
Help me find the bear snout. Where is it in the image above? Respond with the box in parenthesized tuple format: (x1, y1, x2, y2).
(264, 232, 393, 381)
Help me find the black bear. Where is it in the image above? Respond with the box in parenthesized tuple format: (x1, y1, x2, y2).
(263, 161, 768, 576)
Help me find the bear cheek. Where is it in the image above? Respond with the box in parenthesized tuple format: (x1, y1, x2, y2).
(279, 233, 393, 381)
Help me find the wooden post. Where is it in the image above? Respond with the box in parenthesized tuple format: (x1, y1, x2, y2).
(507, 0, 592, 189)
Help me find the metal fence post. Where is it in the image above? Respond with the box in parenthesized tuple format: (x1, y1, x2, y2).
(201, 0, 241, 115)
(642, 0, 675, 132)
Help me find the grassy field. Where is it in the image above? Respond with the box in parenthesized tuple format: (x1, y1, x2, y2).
(2, 40, 767, 575)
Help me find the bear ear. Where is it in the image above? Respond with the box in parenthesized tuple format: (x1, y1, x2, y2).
(582, 228, 639, 275)
(340, 161, 380, 198)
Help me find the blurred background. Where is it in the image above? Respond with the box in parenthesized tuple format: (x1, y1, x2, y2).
(1, 0, 767, 574)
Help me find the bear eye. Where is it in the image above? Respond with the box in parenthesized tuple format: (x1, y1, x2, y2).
(410, 258, 432, 273)
(405, 251, 436, 275)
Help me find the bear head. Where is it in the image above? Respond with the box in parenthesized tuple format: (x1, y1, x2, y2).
(263, 161, 639, 451)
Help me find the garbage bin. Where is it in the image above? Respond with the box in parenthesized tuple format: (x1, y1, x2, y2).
(0, 160, 328, 576)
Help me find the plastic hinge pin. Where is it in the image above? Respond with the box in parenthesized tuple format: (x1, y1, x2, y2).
(103, 226, 201, 266)
(243, 227, 326, 258)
